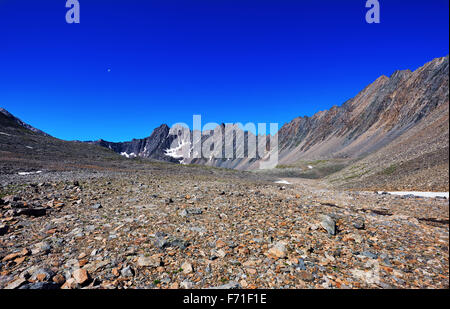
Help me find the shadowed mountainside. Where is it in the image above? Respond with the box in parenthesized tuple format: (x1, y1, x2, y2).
(277, 55, 449, 162)
(85, 124, 179, 163)
(0, 109, 135, 174)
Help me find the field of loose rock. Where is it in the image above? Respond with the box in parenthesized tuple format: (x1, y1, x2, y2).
(0, 164, 448, 289)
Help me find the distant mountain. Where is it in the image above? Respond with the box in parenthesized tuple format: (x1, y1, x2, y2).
(94, 56, 448, 178)
(0, 107, 127, 174)
(86, 124, 179, 163)
(0, 108, 51, 137)
(86, 123, 267, 169)
(1, 55, 448, 190)
(169, 124, 267, 170)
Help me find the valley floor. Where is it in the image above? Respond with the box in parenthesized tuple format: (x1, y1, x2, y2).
(0, 164, 448, 289)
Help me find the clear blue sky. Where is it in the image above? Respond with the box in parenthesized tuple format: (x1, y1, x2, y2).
(0, 0, 448, 141)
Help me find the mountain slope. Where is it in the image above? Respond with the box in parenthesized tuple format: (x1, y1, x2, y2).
(0, 108, 132, 174)
(328, 100, 449, 191)
(277, 55, 449, 163)
(269, 56, 449, 190)
(0, 108, 51, 137)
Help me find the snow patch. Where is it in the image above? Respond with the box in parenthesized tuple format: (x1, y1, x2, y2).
(275, 180, 291, 185)
(0, 132, 11, 136)
(164, 138, 192, 165)
(18, 171, 42, 176)
(120, 152, 129, 158)
(308, 165, 313, 169)
(377, 191, 449, 199)
(120, 152, 137, 159)
(165, 139, 189, 159)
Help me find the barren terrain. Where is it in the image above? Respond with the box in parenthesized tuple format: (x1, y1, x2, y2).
(1, 162, 448, 289)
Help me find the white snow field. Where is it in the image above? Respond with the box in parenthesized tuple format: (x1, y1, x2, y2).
(275, 180, 292, 185)
(377, 191, 449, 199)
(18, 171, 42, 176)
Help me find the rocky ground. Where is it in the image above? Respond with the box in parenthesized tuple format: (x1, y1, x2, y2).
(0, 164, 448, 289)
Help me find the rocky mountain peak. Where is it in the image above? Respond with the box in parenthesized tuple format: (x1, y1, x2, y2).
(0, 107, 51, 137)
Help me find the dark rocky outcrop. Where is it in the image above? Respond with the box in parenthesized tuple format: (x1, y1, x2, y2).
(0, 108, 50, 137)
(87, 124, 179, 163)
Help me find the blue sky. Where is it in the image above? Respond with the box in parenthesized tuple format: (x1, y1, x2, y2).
(0, 0, 448, 141)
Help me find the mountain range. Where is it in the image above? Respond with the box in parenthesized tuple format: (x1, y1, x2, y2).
(1, 55, 448, 190)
